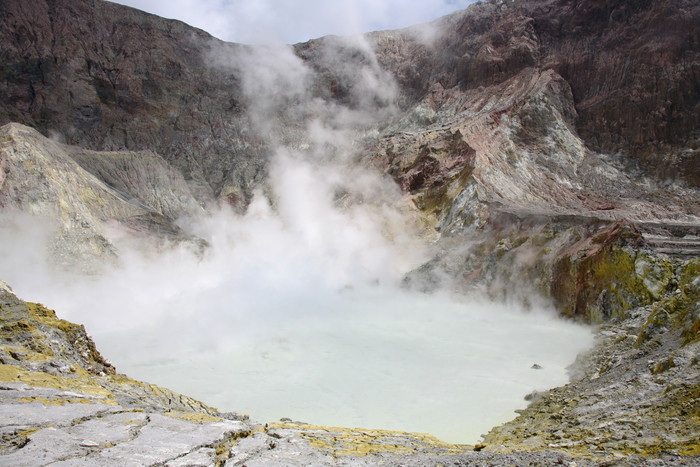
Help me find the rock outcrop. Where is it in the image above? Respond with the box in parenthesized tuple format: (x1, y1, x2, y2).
(0, 122, 204, 271)
(485, 266, 700, 457)
(367, 0, 700, 185)
(364, 55, 699, 322)
(0, 0, 264, 205)
(0, 282, 251, 466)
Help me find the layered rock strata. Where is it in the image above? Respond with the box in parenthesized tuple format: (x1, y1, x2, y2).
(0, 282, 250, 466)
(0, 122, 204, 270)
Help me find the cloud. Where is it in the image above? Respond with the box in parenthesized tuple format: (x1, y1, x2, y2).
(109, 0, 477, 44)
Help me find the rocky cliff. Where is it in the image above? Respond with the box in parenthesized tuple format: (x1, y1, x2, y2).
(0, 122, 204, 270)
(2, 0, 698, 200)
(1, 0, 698, 307)
(0, 0, 699, 464)
(0, 0, 263, 205)
(367, 0, 700, 184)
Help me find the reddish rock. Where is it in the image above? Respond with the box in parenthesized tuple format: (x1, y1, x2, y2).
(550, 220, 649, 320)
(369, 0, 700, 185)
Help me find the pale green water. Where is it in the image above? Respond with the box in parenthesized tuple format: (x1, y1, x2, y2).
(96, 287, 592, 444)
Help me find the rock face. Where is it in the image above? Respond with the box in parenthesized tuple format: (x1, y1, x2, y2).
(0, 122, 204, 271)
(0, 0, 264, 205)
(364, 51, 699, 321)
(0, 0, 698, 203)
(367, 0, 700, 185)
(1, 0, 698, 293)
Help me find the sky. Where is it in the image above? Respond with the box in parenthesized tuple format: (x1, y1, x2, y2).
(109, 0, 477, 44)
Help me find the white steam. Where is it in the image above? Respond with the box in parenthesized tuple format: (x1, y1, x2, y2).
(0, 156, 595, 443)
(0, 36, 594, 444)
(0, 203, 593, 443)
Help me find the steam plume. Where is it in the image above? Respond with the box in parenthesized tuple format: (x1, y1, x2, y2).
(0, 35, 593, 444)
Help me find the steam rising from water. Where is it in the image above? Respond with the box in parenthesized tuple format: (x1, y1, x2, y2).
(0, 37, 594, 443)
(0, 196, 593, 443)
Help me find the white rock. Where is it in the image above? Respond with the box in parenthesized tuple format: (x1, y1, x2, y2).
(93, 413, 246, 465)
